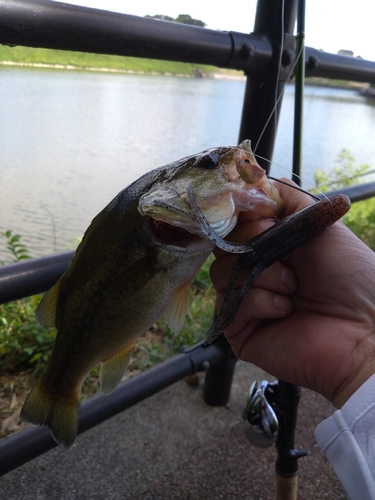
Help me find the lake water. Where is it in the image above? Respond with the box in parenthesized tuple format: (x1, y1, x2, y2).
(1, 66, 375, 260)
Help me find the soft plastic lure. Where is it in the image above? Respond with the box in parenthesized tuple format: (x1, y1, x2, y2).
(187, 186, 351, 345)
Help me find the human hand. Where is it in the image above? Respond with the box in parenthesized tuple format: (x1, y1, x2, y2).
(210, 179, 375, 408)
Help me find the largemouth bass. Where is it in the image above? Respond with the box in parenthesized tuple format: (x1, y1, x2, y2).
(20, 140, 283, 447)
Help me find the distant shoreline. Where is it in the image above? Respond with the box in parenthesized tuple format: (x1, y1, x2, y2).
(0, 44, 232, 78)
(0, 60, 368, 90)
(0, 60, 195, 77)
(0, 60, 247, 80)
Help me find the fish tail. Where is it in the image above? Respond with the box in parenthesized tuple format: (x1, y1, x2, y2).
(20, 375, 80, 448)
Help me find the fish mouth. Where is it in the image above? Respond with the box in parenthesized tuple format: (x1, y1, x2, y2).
(146, 216, 214, 250)
(143, 188, 281, 248)
(139, 140, 284, 246)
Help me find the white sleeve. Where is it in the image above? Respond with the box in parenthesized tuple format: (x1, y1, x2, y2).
(314, 373, 375, 500)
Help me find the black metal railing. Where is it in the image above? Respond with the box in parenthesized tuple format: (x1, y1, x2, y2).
(1, 0, 375, 477)
(2, 0, 375, 82)
(0, 340, 231, 476)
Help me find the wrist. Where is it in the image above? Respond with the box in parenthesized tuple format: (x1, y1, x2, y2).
(332, 362, 375, 408)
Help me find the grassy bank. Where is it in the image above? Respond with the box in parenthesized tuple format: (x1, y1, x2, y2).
(305, 76, 366, 90)
(0, 45, 226, 77)
(1, 46, 363, 88)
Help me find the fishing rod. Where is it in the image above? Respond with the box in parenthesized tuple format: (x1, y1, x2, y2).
(274, 1, 308, 498)
(273, 2, 308, 500)
(242, 1, 309, 499)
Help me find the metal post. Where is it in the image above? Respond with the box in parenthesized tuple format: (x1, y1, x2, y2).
(203, 0, 298, 407)
(292, 0, 306, 185)
(203, 334, 238, 406)
(238, 0, 298, 172)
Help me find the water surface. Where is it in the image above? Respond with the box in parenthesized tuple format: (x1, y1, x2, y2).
(1, 67, 374, 259)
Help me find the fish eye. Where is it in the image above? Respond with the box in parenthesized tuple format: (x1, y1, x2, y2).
(199, 153, 219, 169)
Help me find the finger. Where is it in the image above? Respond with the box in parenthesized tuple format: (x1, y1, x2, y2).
(210, 259, 297, 296)
(216, 286, 294, 330)
(224, 316, 263, 342)
(273, 178, 314, 215)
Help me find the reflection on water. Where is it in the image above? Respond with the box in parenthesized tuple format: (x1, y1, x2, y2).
(271, 84, 375, 186)
(0, 67, 374, 260)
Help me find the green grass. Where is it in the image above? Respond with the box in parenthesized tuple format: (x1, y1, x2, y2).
(305, 77, 363, 89)
(0, 45, 221, 76)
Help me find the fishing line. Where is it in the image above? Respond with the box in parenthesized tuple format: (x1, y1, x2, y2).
(254, 40, 302, 152)
(273, 0, 286, 142)
(254, 153, 305, 184)
(233, 3, 318, 203)
(253, 41, 304, 156)
(267, 176, 320, 201)
(227, 146, 328, 201)
(253, 0, 283, 154)
(254, 136, 330, 202)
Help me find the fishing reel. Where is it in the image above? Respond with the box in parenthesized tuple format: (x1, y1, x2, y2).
(242, 379, 279, 448)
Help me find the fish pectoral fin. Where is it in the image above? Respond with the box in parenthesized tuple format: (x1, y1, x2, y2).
(164, 281, 191, 335)
(99, 344, 135, 395)
(20, 374, 80, 448)
(35, 279, 62, 329)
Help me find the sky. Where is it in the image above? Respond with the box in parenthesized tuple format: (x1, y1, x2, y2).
(53, 0, 375, 61)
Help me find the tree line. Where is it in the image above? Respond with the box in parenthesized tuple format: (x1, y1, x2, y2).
(145, 14, 206, 28)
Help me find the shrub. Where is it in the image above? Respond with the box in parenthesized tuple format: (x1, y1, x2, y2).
(314, 149, 375, 250)
(0, 231, 55, 374)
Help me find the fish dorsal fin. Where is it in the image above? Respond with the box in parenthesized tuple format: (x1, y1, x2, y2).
(164, 282, 191, 335)
(99, 343, 136, 395)
(35, 279, 62, 329)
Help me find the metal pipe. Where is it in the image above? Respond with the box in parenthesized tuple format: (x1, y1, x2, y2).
(306, 47, 375, 84)
(0, 251, 73, 304)
(0, 0, 272, 73)
(322, 181, 375, 203)
(0, 341, 225, 476)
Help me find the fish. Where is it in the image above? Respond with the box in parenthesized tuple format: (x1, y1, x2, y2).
(20, 139, 283, 447)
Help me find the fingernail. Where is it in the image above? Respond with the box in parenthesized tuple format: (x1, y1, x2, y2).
(274, 294, 293, 314)
(281, 266, 297, 291)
